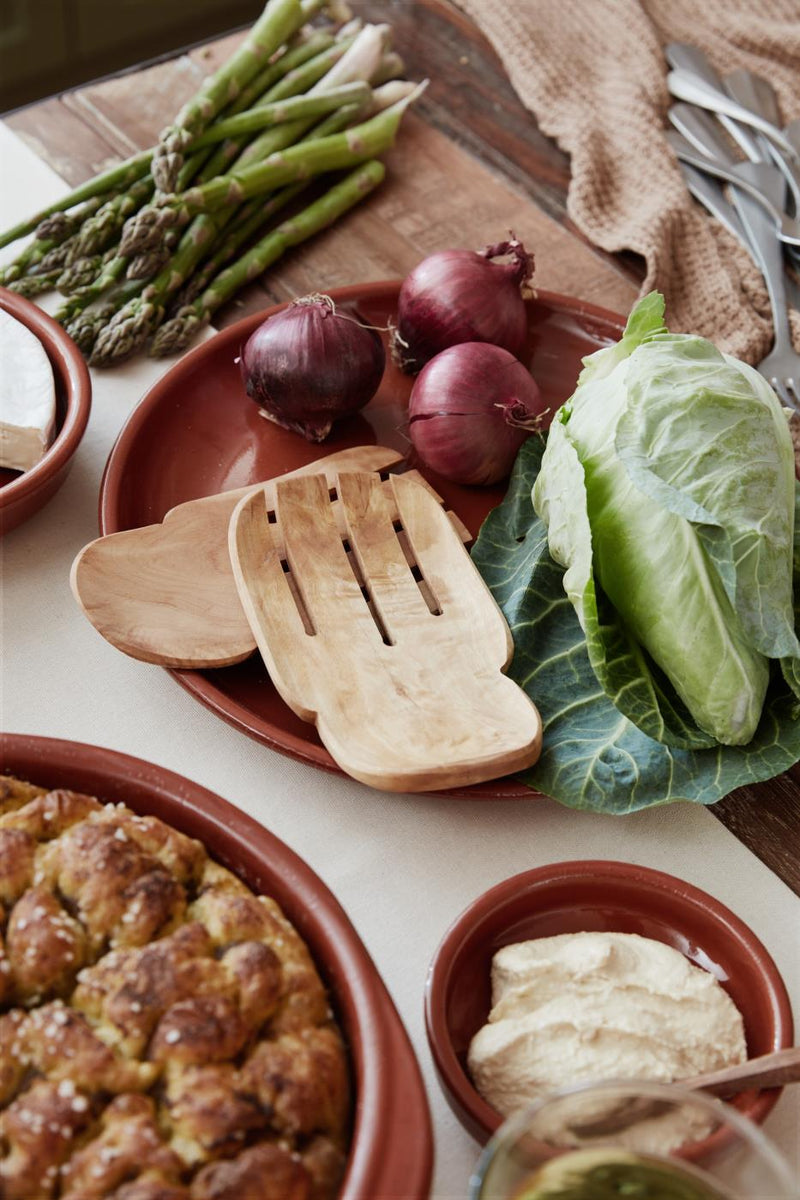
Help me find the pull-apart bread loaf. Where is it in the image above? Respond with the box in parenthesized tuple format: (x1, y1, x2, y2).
(0, 775, 350, 1200)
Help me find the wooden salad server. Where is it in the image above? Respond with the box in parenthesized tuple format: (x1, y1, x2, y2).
(229, 470, 542, 792)
(70, 445, 469, 670)
(567, 1047, 800, 1137)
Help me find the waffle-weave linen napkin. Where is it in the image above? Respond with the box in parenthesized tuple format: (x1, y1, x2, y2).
(455, 0, 800, 362)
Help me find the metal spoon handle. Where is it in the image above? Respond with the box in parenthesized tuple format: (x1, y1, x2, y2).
(733, 163, 795, 350)
(725, 68, 800, 213)
(679, 162, 748, 245)
(669, 102, 738, 166)
(667, 130, 800, 246)
(664, 46, 765, 162)
(724, 67, 781, 163)
(664, 42, 722, 87)
(668, 68, 797, 160)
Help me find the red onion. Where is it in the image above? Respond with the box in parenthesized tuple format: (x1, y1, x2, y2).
(408, 342, 545, 486)
(392, 236, 534, 374)
(240, 294, 385, 442)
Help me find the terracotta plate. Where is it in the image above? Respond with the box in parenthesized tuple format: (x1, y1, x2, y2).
(99, 282, 625, 798)
(0, 287, 91, 535)
(0, 732, 434, 1199)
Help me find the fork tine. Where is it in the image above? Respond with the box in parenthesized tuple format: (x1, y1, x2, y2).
(770, 376, 800, 414)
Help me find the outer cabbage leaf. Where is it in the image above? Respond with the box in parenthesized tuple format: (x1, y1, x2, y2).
(544, 347, 770, 746)
(783, 485, 800, 700)
(576, 290, 667, 388)
(471, 438, 800, 813)
(533, 418, 714, 749)
(616, 335, 799, 662)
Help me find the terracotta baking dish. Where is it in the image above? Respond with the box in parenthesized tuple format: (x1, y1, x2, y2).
(0, 288, 91, 535)
(0, 732, 434, 1198)
(424, 859, 793, 1156)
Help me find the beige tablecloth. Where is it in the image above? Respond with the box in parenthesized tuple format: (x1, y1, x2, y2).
(1, 122, 799, 1195)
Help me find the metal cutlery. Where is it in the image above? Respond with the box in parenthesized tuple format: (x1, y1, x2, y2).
(724, 68, 800, 215)
(668, 103, 800, 313)
(666, 129, 800, 246)
(665, 45, 766, 165)
(667, 68, 798, 161)
(735, 166, 800, 412)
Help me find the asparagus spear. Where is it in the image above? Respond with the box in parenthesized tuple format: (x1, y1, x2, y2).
(0, 149, 151, 251)
(173, 101, 363, 306)
(371, 52, 405, 87)
(151, 0, 311, 192)
(151, 160, 385, 357)
(73, 176, 155, 258)
(0, 238, 59, 284)
(120, 27, 376, 257)
(90, 210, 231, 365)
(134, 91, 420, 235)
(57, 253, 106, 293)
(34, 197, 104, 243)
(233, 23, 383, 171)
(64, 280, 144, 355)
(8, 271, 62, 298)
(173, 27, 343, 191)
(189, 81, 369, 147)
(55, 256, 129, 322)
(178, 32, 360, 192)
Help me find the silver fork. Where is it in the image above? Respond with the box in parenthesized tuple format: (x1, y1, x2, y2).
(735, 168, 800, 413)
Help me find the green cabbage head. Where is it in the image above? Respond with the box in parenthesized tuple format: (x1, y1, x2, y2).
(533, 292, 800, 747)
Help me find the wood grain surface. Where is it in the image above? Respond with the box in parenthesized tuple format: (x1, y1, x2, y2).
(5, 1, 800, 892)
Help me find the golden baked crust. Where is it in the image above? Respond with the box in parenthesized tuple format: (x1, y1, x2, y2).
(0, 777, 350, 1200)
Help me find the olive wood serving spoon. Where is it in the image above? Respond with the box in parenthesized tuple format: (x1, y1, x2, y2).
(566, 1047, 800, 1138)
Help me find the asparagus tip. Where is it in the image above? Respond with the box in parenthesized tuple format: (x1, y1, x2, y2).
(149, 308, 204, 358)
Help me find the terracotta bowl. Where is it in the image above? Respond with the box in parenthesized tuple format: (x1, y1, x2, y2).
(0, 288, 91, 535)
(424, 860, 793, 1155)
(0, 733, 434, 1198)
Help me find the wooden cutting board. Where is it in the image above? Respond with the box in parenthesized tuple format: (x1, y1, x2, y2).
(70, 446, 470, 669)
(229, 470, 542, 792)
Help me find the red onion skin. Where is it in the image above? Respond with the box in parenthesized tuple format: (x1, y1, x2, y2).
(393, 239, 533, 374)
(240, 299, 385, 442)
(408, 342, 545, 486)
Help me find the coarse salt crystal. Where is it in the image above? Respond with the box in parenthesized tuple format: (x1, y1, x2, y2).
(164, 1029, 181, 1044)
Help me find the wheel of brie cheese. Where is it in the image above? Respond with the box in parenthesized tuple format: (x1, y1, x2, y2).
(0, 307, 57, 473)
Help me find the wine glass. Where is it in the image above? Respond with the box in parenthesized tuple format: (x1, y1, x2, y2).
(470, 1080, 796, 1199)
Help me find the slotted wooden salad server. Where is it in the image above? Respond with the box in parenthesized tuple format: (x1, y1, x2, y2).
(71, 446, 468, 669)
(229, 470, 542, 792)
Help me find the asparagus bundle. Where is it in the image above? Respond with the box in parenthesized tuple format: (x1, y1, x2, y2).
(0, 1, 420, 367)
(124, 90, 419, 248)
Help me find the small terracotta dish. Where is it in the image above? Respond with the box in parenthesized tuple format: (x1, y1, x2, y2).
(0, 288, 91, 535)
(1, 733, 434, 1199)
(424, 860, 793, 1153)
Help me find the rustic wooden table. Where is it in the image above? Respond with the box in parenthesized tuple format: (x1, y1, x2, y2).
(6, 0, 799, 894)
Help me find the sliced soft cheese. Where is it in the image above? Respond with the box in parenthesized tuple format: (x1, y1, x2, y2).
(0, 307, 57, 472)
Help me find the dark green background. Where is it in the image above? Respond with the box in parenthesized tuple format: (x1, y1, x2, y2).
(1, 0, 265, 112)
